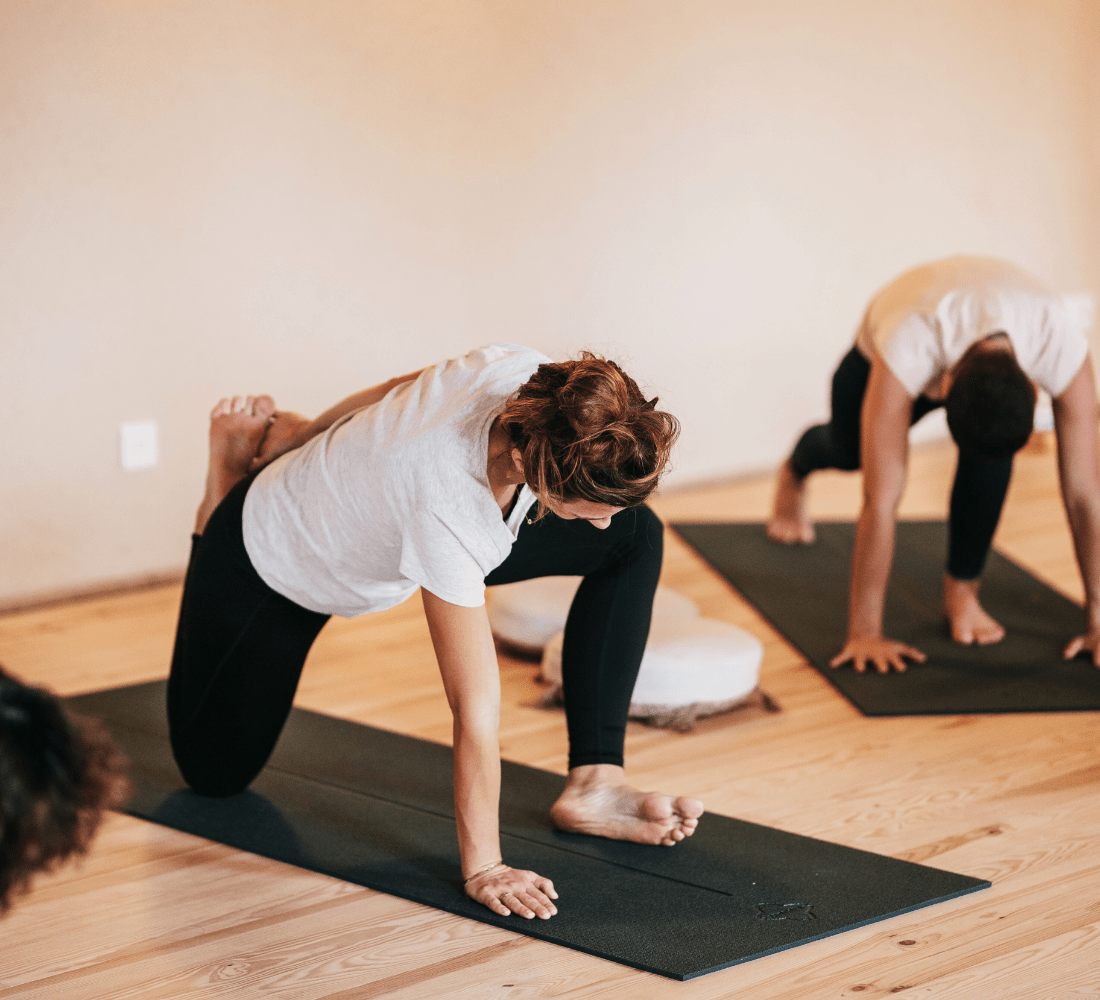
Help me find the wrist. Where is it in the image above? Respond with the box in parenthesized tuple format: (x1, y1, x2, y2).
(463, 859, 506, 883)
(295, 417, 320, 446)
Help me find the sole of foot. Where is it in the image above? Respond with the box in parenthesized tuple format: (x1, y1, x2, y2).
(195, 394, 276, 534)
(550, 783, 704, 847)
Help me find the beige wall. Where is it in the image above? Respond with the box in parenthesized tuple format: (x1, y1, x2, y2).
(2, 0, 1099, 604)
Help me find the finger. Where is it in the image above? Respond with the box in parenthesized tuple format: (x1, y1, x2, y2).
(890, 654, 907, 673)
(873, 655, 891, 674)
(535, 877, 557, 899)
(903, 644, 927, 663)
(1063, 637, 1083, 660)
(518, 888, 557, 919)
(478, 888, 513, 917)
(829, 649, 851, 668)
(502, 891, 538, 919)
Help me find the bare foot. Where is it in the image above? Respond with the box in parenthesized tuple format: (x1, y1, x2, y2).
(194, 395, 276, 534)
(766, 460, 815, 544)
(943, 573, 1005, 645)
(549, 764, 703, 846)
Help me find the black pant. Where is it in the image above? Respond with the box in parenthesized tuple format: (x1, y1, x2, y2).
(168, 476, 662, 796)
(789, 346, 1013, 580)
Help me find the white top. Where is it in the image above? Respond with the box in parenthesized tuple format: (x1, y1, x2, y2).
(854, 256, 1088, 399)
(242, 343, 547, 617)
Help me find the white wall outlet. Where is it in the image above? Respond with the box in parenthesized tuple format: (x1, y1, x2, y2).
(120, 420, 159, 471)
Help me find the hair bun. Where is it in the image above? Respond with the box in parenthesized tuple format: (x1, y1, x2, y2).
(499, 352, 679, 515)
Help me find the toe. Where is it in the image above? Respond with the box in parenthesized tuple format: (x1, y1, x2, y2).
(640, 794, 675, 822)
(210, 398, 231, 419)
(254, 394, 276, 420)
(676, 797, 705, 820)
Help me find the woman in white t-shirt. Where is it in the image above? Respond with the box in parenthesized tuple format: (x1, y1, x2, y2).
(766, 257, 1100, 675)
(169, 344, 702, 921)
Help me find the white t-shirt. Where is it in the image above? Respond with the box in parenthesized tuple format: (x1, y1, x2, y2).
(854, 256, 1088, 399)
(241, 343, 547, 617)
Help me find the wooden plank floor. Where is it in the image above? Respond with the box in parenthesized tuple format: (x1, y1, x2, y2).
(3, 437, 1099, 998)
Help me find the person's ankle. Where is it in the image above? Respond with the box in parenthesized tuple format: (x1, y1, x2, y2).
(565, 763, 625, 790)
(944, 572, 980, 595)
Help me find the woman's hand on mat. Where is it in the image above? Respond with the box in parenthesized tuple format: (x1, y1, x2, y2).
(250, 411, 313, 470)
(465, 864, 558, 920)
(1063, 632, 1100, 667)
(830, 636, 926, 674)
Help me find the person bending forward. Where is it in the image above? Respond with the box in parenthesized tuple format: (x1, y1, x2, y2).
(170, 343, 703, 920)
(767, 256, 1100, 673)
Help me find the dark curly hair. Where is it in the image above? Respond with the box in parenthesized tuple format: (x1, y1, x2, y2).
(498, 352, 679, 519)
(0, 665, 130, 914)
(946, 336, 1036, 460)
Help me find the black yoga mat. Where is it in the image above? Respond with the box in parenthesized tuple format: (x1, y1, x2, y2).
(673, 520, 1100, 717)
(67, 681, 988, 980)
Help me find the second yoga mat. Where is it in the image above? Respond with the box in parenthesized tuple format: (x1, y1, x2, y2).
(68, 680, 988, 981)
(673, 520, 1100, 716)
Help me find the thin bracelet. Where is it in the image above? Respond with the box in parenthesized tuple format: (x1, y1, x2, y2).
(463, 859, 505, 884)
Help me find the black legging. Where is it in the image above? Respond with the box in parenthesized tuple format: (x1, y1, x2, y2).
(789, 346, 1014, 580)
(168, 475, 662, 797)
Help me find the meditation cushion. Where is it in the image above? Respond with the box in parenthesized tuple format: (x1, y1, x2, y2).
(540, 616, 770, 732)
(487, 576, 699, 656)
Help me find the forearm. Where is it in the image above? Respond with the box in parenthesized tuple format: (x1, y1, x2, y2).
(1052, 359, 1100, 634)
(453, 720, 503, 875)
(254, 369, 426, 469)
(302, 370, 424, 443)
(1064, 494, 1100, 631)
(848, 502, 897, 639)
(420, 589, 506, 875)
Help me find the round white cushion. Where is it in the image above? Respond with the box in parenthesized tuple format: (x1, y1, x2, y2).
(541, 616, 763, 708)
(488, 576, 699, 653)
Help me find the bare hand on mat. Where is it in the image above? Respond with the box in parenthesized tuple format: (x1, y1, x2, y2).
(465, 864, 558, 919)
(1063, 632, 1100, 667)
(830, 636, 926, 674)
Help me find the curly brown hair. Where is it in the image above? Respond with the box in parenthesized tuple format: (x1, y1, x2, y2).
(499, 352, 679, 519)
(0, 665, 130, 915)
